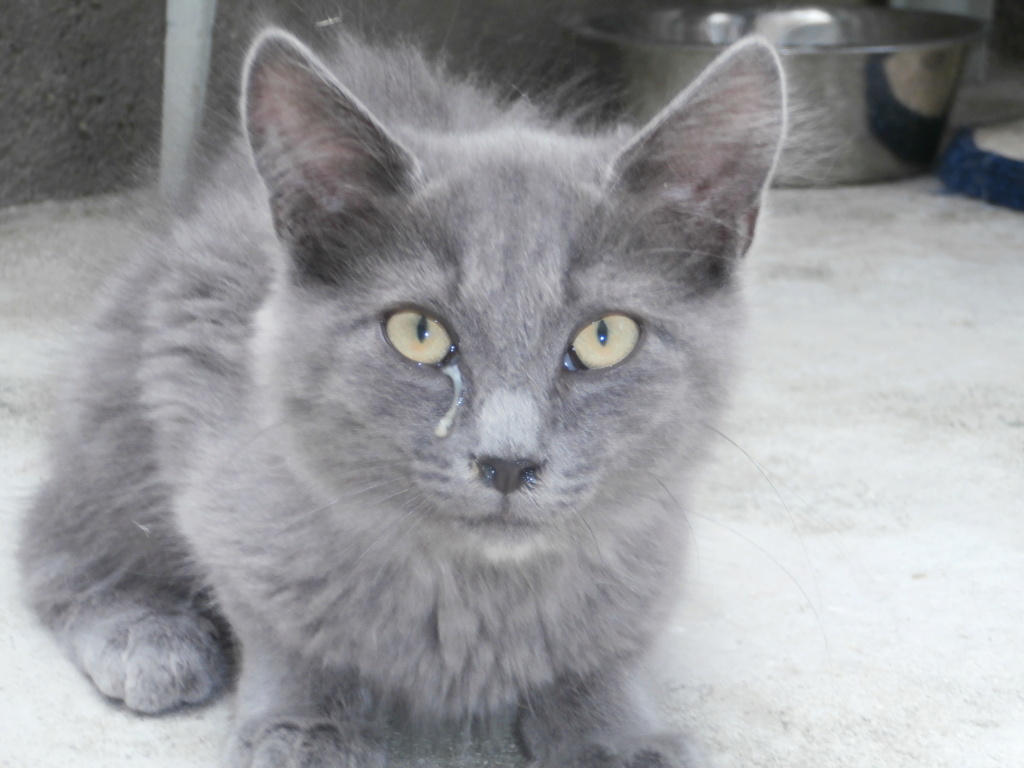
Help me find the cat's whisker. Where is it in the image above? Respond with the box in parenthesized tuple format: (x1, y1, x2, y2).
(352, 496, 425, 566)
(371, 503, 429, 584)
(701, 425, 837, 677)
(687, 510, 832, 668)
(375, 485, 419, 504)
(323, 471, 420, 504)
(282, 473, 418, 530)
(686, 208, 747, 235)
(226, 423, 418, 507)
(702, 423, 825, 616)
(707, 432, 865, 583)
(226, 418, 296, 467)
(565, 503, 608, 570)
(653, 479, 700, 580)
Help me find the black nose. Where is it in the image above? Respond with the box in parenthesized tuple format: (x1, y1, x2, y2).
(474, 456, 540, 495)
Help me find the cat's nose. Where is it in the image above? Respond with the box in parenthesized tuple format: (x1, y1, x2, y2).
(473, 456, 540, 495)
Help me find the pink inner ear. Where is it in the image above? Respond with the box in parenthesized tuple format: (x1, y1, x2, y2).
(247, 59, 349, 202)
(244, 36, 414, 218)
(611, 39, 785, 216)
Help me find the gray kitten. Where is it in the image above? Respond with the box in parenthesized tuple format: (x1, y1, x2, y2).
(19, 27, 784, 768)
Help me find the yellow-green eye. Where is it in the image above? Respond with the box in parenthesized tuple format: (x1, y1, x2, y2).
(384, 310, 454, 365)
(567, 314, 640, 371)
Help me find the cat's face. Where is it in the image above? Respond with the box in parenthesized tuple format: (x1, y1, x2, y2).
(244, 31, 785, 557)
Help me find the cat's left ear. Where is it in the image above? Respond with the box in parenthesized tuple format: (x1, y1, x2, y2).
(607, 37, 786, 258)
(242, 29, 418, 245)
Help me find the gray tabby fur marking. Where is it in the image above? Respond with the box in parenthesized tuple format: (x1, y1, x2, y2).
(19, 27, 785, 768)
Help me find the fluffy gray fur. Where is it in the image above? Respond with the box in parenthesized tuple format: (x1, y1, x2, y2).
(19, 27, 784, 768)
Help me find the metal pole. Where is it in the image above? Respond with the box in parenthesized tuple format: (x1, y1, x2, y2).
(159, 0, 218, 199)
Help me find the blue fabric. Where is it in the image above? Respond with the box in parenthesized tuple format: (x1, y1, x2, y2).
(866, 56, 945, 168)
(940, 128, 1024, 212)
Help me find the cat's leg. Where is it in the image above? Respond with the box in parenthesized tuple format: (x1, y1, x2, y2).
(19, 411, 230, 714)
(225, 615, 385, 768)
(519, 671, 692, 768)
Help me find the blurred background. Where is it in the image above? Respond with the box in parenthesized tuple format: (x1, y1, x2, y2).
(1, 0, 1022, 207)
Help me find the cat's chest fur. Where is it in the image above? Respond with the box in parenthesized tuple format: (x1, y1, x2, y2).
(179, 424, 680, 718)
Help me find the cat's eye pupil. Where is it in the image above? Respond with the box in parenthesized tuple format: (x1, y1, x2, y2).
(566, 313, 639, 372)
(384, 310, 453, 365)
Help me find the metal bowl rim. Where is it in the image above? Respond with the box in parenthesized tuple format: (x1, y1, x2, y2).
(564, 6, 986, 55)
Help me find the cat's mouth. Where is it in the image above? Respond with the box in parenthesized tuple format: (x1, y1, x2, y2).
(442, 497, 550, 540)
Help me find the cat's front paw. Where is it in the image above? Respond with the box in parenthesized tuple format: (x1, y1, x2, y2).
(227, 718, 385, 768)
(73, 608, 227, 714)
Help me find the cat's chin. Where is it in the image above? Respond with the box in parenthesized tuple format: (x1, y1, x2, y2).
(459, 521, 555, 563)
(439, 503, 561, 562)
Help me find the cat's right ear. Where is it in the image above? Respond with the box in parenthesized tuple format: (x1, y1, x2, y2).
(242, 30, 418, 250)
(606, 37, 786, 260)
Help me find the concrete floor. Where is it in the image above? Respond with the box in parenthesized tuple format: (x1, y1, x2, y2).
(0, 179, 1022, 767)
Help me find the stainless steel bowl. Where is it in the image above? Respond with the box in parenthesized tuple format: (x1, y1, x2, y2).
(568, 7, 985, 186)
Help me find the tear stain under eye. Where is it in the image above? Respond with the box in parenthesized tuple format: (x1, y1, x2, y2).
(434, 363, 465, 438)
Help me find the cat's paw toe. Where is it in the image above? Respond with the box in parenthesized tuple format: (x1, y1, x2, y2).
(617, 735, 691, 768)
(538, 735, 690, 768)
(229, 719, 385, 768)
(624, 748, 676, 768)
(77, 609, 227, 714)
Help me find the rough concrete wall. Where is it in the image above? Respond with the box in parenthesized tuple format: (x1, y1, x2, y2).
(0, 0, 164, 208)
